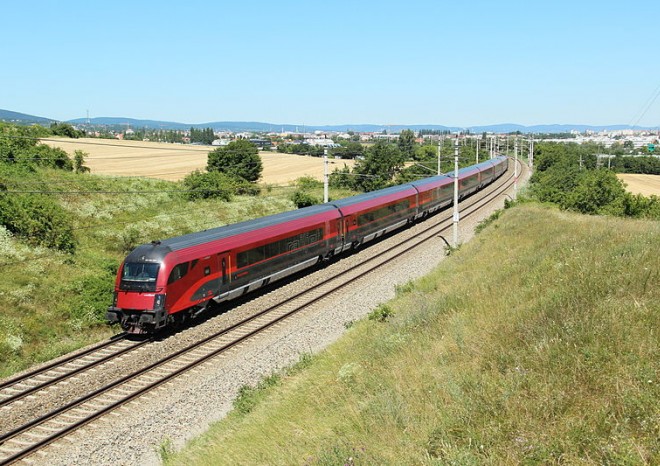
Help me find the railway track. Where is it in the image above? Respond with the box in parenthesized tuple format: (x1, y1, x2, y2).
(0, 159, 522, 465)
(0, 336, 150, 410)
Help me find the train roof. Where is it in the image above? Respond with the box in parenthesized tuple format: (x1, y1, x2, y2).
(408, 174, 452, 189)
(330, 183, 415, 208)
(126, 203, 338, 262)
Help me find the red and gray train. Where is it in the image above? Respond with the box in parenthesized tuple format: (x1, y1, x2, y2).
(106, 156, 508, 333)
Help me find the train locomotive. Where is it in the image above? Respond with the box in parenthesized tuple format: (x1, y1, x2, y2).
(106, 156, 508, 333)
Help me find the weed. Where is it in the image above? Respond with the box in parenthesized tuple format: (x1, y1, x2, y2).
(394, 280, 415, 296)
(368, 303, 394, 322)
(232, 374, 281, 416)
(158, 438, 175, 463)
(475, 209, 502, 234)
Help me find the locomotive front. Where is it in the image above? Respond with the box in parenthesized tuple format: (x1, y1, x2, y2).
(106, 241, 171, 333)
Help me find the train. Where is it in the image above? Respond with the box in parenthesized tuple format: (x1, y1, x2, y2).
(106, 156, 508, 333)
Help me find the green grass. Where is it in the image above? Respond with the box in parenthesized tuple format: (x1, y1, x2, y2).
(0, 170, 354, 378)
(166, 204, 659, 465)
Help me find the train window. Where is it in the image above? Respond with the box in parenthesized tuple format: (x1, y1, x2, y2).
(190, 259, 199, 269)
(120, 262, 160, 292)
(123, 263, 159, 282)
(204, 266, 211, 276)
(237, 228, 324, 269)
(168, 262, 189, 285)
(358, 200, 409, 226)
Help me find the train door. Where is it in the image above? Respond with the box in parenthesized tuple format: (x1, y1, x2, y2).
(217, 252, 231, 288)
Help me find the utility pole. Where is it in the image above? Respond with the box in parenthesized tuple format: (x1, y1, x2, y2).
(453, 136, 460, 247)
(437, 138, 442, 175)
(514, 138, 519, 200)
(323, 149, 329, 203)
(476, 136, 479, 164)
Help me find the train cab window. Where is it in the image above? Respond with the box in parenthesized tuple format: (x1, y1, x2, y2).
(120, 263, 160, 291)
(190, 259, 199, 269)
(167, 262, 189, 284)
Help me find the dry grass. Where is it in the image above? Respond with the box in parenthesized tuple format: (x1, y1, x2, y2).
(42, 138, 355, 184)
(618, 174, 660, 197)
(167, 204, 660, 465)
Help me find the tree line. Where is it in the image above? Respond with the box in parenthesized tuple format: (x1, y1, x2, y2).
(528, 142, 659, 219)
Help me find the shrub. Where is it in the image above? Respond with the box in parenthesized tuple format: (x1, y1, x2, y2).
(296, 176, 323, 190)
(67, 272, 116, 325)
(233, 374, 281, 416)
(182, 170, 234, 201)
(368, 303, 394, 322)
(0, 192, 76, 253)
(73, 150, 90, 174)
(291, 190, 320, 208)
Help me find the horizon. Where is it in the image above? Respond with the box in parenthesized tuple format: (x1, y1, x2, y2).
(2, 0, 660, 127)
(5, 108, 660, 131)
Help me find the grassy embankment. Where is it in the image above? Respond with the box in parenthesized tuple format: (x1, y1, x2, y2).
(168, 204, 659, 465)
(0, 169, 355, 378)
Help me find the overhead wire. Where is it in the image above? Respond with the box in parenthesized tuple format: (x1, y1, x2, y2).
(629, 81, 660, 128)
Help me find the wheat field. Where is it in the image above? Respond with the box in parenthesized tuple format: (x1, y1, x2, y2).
(43, 137, 355, 184)
(617, 174, 660, 197)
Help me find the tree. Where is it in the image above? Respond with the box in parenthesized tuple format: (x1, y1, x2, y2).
(397, 129, 416, 160)
(207, 140, 262, 182)
(73, 150, 90, 174)
(330, 141, 365, 159)
(352, 141, 405, 192)
(50, 122, 83, 138)
(563, 169, 627, 215)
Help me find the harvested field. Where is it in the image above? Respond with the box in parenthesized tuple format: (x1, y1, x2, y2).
(42, 137, 355, 184)
(617, 174, 660, 197)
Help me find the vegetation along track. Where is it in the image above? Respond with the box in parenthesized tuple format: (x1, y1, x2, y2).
(0, 158, 522, 465)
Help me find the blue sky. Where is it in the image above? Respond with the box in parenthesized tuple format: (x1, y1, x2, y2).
(2, 0, 659, 127)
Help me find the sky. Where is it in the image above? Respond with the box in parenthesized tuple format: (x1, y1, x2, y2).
(2, 0, 659, 127)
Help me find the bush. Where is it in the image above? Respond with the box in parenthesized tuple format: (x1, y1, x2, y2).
(291, 190, 320, 208)
(295, 176, 323, 190)
(0, 192, 76, 252)
(182, 170, 234, 201)
(563, 169, 627, 215)
(368, 303, 394, 322)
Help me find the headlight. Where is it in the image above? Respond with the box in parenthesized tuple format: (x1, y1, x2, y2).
(153, 294, 166, 310)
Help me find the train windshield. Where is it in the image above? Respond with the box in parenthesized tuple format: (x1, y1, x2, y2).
(120, 263, 160, 291)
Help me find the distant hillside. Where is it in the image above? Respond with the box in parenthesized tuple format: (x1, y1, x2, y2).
(2, 108, 655, 133)
(0, 109, 54, 125)
(67, 118, 656, 134)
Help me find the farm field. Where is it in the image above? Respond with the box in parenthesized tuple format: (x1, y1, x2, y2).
(42, 137, 355, 184)
(617, 174, 660, 196)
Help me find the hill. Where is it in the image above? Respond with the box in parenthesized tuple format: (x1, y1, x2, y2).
(66, 118, 656, 134)
(167, 204, 659, 465)
(1, 108, 651, 134)
(0, 109, 54, 125)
